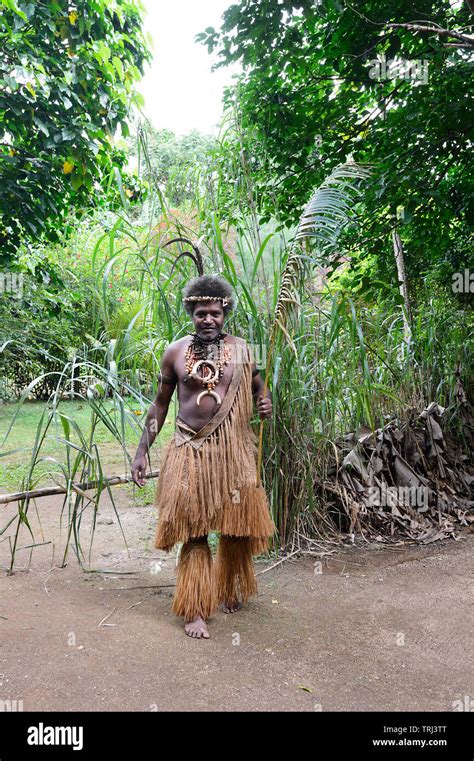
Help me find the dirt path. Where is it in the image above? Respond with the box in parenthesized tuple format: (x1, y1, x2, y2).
(0, 486, 473, 712)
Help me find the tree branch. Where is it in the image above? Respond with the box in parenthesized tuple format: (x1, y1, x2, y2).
(387, 23, 474, 49)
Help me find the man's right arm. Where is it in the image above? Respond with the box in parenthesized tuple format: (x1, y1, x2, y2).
(131, 346, 177, 487)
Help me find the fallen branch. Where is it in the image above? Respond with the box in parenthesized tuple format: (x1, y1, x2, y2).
(102, 584, 176, 590)
(0, 470, 160, 505)
(256, 548, 301, 575)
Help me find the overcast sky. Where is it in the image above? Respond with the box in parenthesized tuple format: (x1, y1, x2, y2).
(138, 0, 241, 136)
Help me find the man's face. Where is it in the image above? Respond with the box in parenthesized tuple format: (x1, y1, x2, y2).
(192, 300, 225, 339)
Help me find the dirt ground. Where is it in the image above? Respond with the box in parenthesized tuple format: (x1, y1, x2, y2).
(1, 485, 473, 712)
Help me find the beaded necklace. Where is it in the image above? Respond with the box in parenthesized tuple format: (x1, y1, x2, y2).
(184, 332, 232, 406)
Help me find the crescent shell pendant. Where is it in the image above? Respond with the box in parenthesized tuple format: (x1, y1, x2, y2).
(196, 389, 222, 406)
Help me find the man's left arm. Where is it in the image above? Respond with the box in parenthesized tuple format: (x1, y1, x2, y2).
(251, 363, 272, 419)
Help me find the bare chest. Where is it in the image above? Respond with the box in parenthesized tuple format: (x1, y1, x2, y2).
(174, 336, 238, 427)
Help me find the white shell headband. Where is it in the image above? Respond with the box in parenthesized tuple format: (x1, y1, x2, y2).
(183, 295, 230, 307)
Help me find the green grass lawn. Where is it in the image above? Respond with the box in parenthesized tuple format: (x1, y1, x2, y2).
(0, 398, 175, 494)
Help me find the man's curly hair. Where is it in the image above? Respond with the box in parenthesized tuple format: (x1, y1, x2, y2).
(182, 274, 235, 317)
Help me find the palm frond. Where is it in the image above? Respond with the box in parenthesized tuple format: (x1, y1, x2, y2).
(257, 162, 371, 480)
(295, 162, 371, 246)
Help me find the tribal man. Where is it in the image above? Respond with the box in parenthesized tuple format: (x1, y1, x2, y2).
(131, 274, 275, 639)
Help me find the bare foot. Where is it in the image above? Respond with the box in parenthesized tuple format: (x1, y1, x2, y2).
(184, 616, 210, 638)
(220, 600, 243, 614)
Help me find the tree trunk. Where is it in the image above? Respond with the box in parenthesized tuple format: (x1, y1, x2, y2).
(392, 228, 412, 349)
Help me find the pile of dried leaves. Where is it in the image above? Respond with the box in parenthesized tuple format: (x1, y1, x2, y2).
(323, 402, 474, 543)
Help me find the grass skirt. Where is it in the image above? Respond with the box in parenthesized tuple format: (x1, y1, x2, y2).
(154, 355, 275, 555)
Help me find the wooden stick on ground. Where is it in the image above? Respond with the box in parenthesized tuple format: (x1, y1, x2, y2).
(0, 470, 160, 505)
(255, 548, 301, 576)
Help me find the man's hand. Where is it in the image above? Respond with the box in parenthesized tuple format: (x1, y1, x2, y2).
(131, 454, 147, 488)
(256, 395, 272, 420)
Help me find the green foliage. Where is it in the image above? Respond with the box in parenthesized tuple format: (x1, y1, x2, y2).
(197, 0, 474, 291)
(0, 0, 152, 258)
(0, 241, 98, 398)
(131, 125, 217, 206)
(0, 399, 144, 491)
(0, 355, 174, 572)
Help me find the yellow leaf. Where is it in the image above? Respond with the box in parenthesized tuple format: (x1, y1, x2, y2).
(125, 188, 133, 197)
(63, 161, 74, 174)
(69, 11, 78, 25)
(297, 685, 313, 693)
(9, 148, 16, 156)
(25, 82, 36, 97)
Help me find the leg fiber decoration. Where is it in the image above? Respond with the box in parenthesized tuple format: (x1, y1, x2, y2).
(171, 540, 218, 621)
(213, 535, 258, 607)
